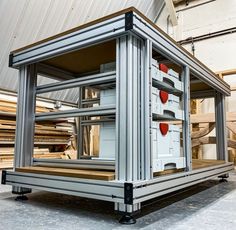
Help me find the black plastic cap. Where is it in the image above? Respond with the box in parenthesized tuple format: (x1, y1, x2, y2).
(9, 53, 13, 67)
(125, 11, 133, 31)
(124, 182, 133, 205)
(1, 170, 6, 184)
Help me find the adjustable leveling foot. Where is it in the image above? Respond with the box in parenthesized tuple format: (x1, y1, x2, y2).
(219, 174, 229, 183)
(15, 195, 28, 201)
(119, 214, 136, 225)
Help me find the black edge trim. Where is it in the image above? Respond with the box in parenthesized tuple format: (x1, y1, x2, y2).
(125, 11, 133, 31)
(124, 182, 133, 205)
(1, 170, 6, 184)
(9, 53, 13, 67)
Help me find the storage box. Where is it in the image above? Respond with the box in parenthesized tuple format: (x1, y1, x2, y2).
(152, 87, 183, 120)
(99, 122, 116, 160)
(152, 121, 186, 172)
(100, 88, 116, 105)
(151, 60, 183, 92)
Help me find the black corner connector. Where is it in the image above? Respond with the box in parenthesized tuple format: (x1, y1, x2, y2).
(125, 11, 133, 31)
(1, 170, 6, 185)
(124, 182, 133, 205)
(9, 53, 13, 67)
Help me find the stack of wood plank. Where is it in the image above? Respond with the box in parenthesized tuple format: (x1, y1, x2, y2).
(0, 148, 67, 169)
(0, 98, 75, 169)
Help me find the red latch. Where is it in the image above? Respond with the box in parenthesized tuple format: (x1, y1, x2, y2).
(159, 123, 169, 136)
(159, 63, 168, 73)
(159, 90, 169, 104)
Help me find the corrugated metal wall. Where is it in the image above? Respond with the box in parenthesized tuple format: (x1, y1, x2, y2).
(0, 0, 164, 103)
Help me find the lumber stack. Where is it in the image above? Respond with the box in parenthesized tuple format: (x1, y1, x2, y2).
(0, 148, 67, 169)
(0, 98, 75, 169)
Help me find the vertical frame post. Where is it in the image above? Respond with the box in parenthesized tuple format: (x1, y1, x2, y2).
(77, 87, 84, 159)
(182, 66, 192, 171)
(215, 92, 228, 161)
(115, 34, 144, 213)
(141, 39, 152, 180)
(13, 64, 37, 194)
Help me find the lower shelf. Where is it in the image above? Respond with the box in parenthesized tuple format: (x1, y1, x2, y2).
(15, 159, 226, 181)
(192, 159, 225, 170)
(16, 166, 115, 181)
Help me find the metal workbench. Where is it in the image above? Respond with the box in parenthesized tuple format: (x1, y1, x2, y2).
(1, 7, 233, 224)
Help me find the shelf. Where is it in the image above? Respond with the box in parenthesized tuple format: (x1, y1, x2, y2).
(152, 112, 184, 121)
(152, 78, 183, 96)
(16, 166, 115, 181)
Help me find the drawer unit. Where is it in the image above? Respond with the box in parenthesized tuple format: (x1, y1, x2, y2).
(152, 59, 183, 92)
(152, 121, 186, 172)
(152, 87, 183, 120)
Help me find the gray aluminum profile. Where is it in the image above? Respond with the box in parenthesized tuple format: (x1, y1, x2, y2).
(35, 105, 116, 121)
(33, 158, 115, 170)
(182, 66, 192, 171)
(215, 92, 228, 161)
(36, 71, 116, 94)
(10, 15, 126, 67)
(4, 8, 233, 215)
(131, 12, 230, 96)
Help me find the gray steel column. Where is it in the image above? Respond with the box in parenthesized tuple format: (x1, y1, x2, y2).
(115, 34, 143, 213)
(13, 64, 37, 194)
(215, 92, 228, 161)
(182, 66, 192, 171)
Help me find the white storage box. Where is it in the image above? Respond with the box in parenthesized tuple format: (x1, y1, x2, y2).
(99, 122, 116, 160)
(100, 88, 116, 105)
(98, 88, 116, 160)
(152, 121, 186, 172)
(152, 87, 183, 120)
(151, 60, 183, 92)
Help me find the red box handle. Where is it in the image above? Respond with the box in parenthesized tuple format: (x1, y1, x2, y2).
(159, 63, 168, 73)
(159, 123, 169, 136)
(159, 90, 169, 104)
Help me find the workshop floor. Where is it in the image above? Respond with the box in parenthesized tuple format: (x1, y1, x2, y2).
(1, 171, 236, 230)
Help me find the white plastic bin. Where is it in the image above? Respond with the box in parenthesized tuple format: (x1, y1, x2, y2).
(99, 122, 116, 160)
(152, 87, 183, 120)
(151, 59, 183, 92)
(152, 121, 186, 172)
(100, 88, 116, 105)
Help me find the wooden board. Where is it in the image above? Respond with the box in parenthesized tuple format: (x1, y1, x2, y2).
(16, 166, 115, 181)
(153, 159, 225, 177)
(192, 159, 225, 170)
(15, 159, 226, 181)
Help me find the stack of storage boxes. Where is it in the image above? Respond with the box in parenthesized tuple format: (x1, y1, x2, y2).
(98, 61, 186, 172)
(152, 59, 185, 172)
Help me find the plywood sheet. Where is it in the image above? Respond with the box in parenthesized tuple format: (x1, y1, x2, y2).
(16, 166, 115, 181)
(192, 159, 225, 170)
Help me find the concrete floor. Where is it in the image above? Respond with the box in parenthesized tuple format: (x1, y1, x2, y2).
(1, 171, 236, 230)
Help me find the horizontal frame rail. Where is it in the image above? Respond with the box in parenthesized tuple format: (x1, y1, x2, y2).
(36, 71, 116, 94)
(35, 105, 116, 121)
(33, 158, 115, 170)
(131, 12, 230, 96)
(3, 171, 124, 203)
(10, 15, 126, 67)
(132, 162, 233, 204)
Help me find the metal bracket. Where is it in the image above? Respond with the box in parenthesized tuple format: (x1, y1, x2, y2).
(125, 11, 133, 31)
(9, 53, 13, 67)
(124, 183, 133, 205)
(1, 170, 6, 184)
